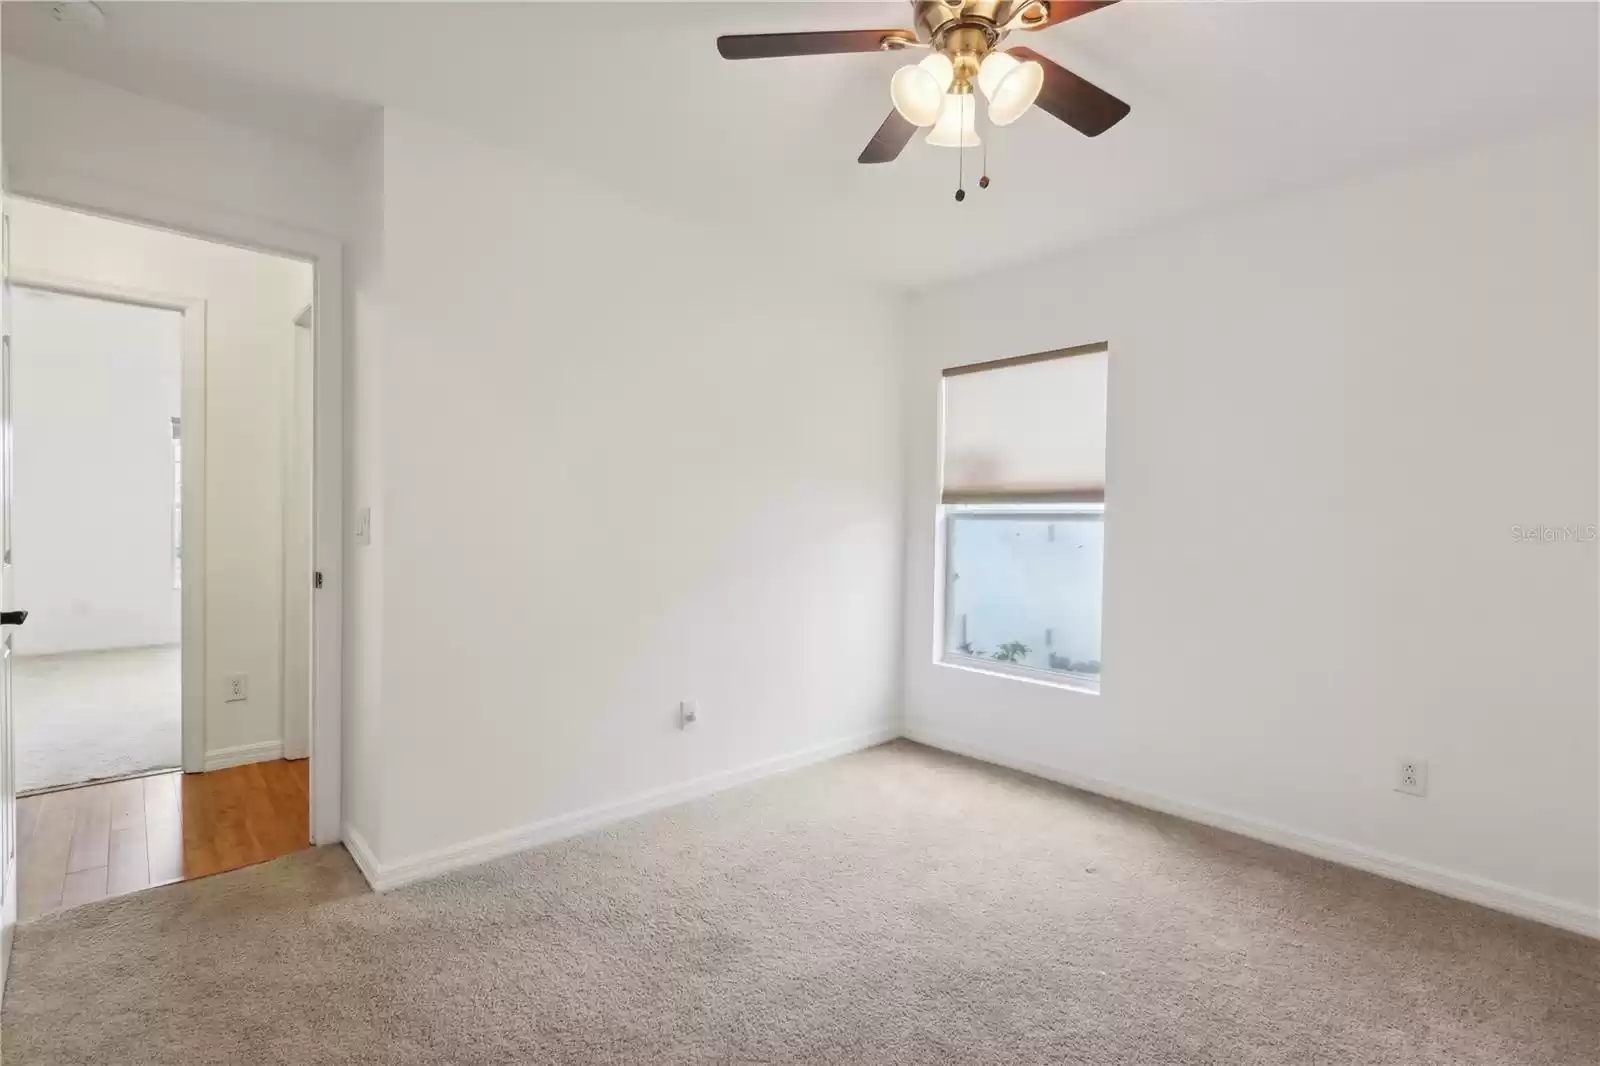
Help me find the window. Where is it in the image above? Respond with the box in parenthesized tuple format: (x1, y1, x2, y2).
(938, 343, 1108, 692)
(943, 505, 1104, 686)
(172, 416, 182, 589)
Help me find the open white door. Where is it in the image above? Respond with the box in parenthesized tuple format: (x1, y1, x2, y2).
(0, 18, 18, 993)
(0, 217, 18, 993)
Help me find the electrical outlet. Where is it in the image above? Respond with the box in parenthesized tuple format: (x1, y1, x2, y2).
(225, 674, 248, 703)
(679, 699, 699, 729)
(355, 507, 372, 547)
(1395, 758, 1428, 797)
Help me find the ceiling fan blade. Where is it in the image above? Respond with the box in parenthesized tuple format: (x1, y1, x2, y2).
(1018, 1, 1119, 31)
(717, 29, 914, 60)
(1006, 46, 1129, 137)
(858, 110, 917, 164)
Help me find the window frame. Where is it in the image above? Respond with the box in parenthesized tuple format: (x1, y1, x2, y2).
(938, 501, 1105, 694)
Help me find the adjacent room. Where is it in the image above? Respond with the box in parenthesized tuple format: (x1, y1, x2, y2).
(0, 3, 1595, 1064)
(9, 285, 183, 794)
(1, 197, 317, 921)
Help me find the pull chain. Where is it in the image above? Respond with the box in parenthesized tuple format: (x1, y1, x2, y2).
(955, 92, 967, 203)
(978, 93, 991, 190)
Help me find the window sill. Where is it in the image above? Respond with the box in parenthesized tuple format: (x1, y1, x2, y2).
(935, 656, 1101, 696)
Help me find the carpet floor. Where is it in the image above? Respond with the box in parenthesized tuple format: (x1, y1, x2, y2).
(14, 646, 181, 792)
(2, 741, 1596, 1065)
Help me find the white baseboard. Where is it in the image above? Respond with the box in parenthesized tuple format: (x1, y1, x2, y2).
(203, 740, 284, 772)
(906, 725, 1600, 941)
(357, 725, 899, 892)
(1, 853, 16, 1009)
(341, 824, 382, 892)
(0, 917, 11, 1009)
(14, 641, 180, 662)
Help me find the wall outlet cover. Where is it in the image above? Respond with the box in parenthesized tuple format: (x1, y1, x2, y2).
(1395, 758, 1428, 797)
(225, 673, 248, 703)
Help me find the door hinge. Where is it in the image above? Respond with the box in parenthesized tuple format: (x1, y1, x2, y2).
(314, 571, 324, 589)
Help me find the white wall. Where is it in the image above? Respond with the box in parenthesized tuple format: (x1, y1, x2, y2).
(7, 200, 314, 763)
(901, 119, 1600, 931)
(341, 116, 386, 855)
(1, 57, 352, 242)
(347, 109, 904, 868)
(10, 287, 181, 655)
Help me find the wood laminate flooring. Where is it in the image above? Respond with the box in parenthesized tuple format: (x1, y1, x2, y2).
(16, 759, 309, 921)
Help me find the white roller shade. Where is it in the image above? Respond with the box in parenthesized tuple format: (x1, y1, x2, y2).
(940, 343, 1107, 503)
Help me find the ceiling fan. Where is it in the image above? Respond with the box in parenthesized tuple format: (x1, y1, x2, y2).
(717, 1, 1129, 170)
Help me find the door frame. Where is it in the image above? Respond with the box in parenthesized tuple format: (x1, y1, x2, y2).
(282, 302, 315, 762)
(8, 272, 207, 775)
(2, 177, 345, 846)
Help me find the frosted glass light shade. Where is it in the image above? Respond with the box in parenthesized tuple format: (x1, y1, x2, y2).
(925, 93, 980, 148)
(978, 51, 1044, 126)
(977, 52, 1020, 100)
(988, 59, 1043, 126)
(889, 54, 955, 127)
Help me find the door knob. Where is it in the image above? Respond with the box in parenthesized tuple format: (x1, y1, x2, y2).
(0, 610, 27, 626)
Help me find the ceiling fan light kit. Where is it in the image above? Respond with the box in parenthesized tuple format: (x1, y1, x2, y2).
(926, 93, 981, 148)
(891, 53, 956, 126)
(976, 49, 1020, 99)
(717, 0, 1130, 186)
(978, 52, 1045, 126)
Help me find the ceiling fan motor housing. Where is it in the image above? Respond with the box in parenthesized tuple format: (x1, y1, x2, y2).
(912, 0, 1044, 91)
(911, 0, 1043, 42)
(938, 25, 997, 92)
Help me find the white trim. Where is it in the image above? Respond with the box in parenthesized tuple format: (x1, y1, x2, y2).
(0, 854, 13, 1002)
(203, 739, 285, 772)
(9, 270, 209, 774)
(937, 656, 1101, 695)
(280, 309, 313, 762)
(308, 246, 343, 846)
(341, 824, 382, 891)
(7, 166, 346, 845)
(179, 304, 206, 774)
(906, 725, 1600, 940)
(353, 727, 898, 893)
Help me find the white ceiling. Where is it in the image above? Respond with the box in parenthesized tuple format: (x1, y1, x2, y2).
(5, 2, 1596, 288)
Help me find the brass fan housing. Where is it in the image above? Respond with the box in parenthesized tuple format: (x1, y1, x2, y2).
(910, 1, 1049, 92)
(909, 1, 1047, 41)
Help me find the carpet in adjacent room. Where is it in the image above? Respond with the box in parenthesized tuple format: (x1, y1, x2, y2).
(13, 645, 181, 792)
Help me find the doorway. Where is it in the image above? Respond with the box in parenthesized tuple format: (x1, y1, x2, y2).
(3, 198, 318, 919)
(9, 287, 184, 794)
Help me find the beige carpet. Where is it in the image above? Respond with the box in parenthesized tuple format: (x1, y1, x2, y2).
(14, 645, 181, 792)
(3, 741, 1596, 1065)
